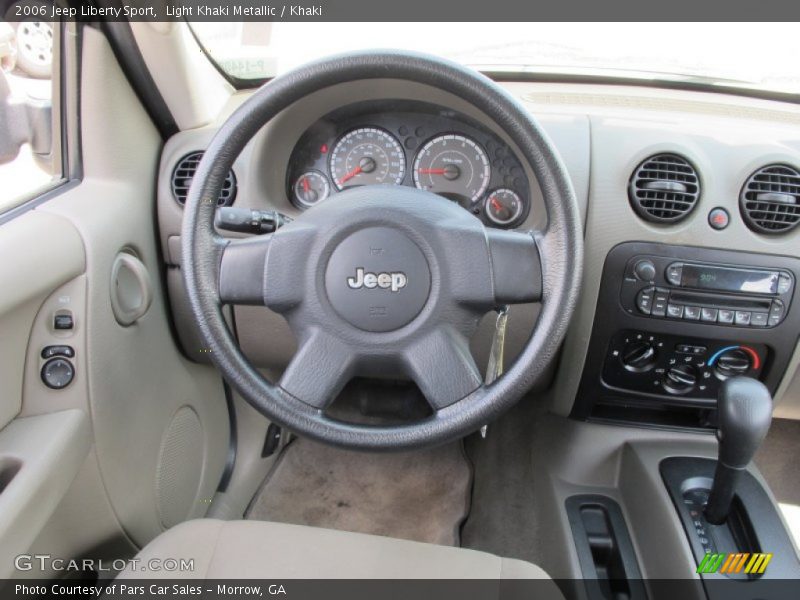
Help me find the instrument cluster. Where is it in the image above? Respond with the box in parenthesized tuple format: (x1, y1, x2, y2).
(286, 101, 531, 228)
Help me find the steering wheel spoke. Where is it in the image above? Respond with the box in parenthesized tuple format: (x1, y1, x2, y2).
(218, 236, 271, 305)
(404, 327, 482, 411)
(279, 330, 356, 410)
(487, 229, 543, 305)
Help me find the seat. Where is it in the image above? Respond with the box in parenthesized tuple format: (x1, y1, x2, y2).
(119, 519, 562, 591)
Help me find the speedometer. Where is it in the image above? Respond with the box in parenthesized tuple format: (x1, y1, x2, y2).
(413, 134, 490, 202)
(330, 128, 406, 190)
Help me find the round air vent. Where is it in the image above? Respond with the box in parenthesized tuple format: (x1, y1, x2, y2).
(628, 153, 700, 223)
(740, 164, 800, 234)
(170, 151, 237, 207)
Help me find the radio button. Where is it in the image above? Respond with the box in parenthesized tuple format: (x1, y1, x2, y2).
(665, 263, 683, 286)
(768, 300, 785, 326)
(683, 306, 701, 320)
(636, 287, 654, 315)
(750, 312, 769, 327)
(735, 311, 752, 326)
(778, 274, 792, 294)
(717, 309, 735, 324)
(667, 304, 684, 318)
(700, 307, 718, 322)
(652, 291, 669, 317)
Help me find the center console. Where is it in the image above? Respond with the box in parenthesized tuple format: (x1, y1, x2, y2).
(568, 243, 800, 596)
(573, 242, 800, 429)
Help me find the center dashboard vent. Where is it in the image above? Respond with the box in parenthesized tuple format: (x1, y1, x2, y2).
(171, 151, 237, 207)
(628, 153, 700, 224)
(740, 164, 800, 234)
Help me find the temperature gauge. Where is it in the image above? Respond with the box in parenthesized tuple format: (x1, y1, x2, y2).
(484, 188, 524, 226)
(293, 170, 330, 208)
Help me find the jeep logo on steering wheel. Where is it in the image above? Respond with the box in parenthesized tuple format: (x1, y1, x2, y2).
(347, 267, 408, 292)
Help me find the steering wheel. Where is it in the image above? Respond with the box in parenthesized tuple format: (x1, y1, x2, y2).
(182, 51, 583, 450)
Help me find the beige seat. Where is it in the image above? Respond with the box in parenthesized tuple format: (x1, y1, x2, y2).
(120, 519, 562, 591)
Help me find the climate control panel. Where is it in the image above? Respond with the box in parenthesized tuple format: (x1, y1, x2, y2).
(602, 330, 767, 405)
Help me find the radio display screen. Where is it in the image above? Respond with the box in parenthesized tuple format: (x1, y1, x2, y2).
(681, 265, 778, 294)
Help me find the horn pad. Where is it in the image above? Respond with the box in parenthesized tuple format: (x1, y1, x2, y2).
(324, 226, 431, 332)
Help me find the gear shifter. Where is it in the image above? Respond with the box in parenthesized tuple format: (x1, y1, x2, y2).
(704, 376, 773, 525)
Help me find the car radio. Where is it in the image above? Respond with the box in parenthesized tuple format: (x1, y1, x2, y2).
(620, 256, 794, 328)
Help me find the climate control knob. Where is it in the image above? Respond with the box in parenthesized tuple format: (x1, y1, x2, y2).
(621, 341, 657, 372)
(714, 348, 752, 379)
(663, 364, 697, 394)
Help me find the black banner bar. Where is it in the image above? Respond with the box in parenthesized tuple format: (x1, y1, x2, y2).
(3, 579, 800, 600)
(3, 0, 800, 22)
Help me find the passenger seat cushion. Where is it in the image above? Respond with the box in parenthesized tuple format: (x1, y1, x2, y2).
(118, 519, 560, 588)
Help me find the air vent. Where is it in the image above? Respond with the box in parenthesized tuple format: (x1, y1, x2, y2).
(740, 165, 800, 234)
(170, 151, 237, 207)
(628, 154, 700, 223)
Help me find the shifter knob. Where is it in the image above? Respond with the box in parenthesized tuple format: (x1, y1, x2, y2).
(705, 376, 772, 524)
(716, 376, 773, 468)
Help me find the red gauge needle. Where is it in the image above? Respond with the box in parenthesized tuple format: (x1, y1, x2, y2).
(490, 197, 503, 212)
(302, 177, 310, 193)
(418, 168, 447, 175)
(338, 166, 363, 185)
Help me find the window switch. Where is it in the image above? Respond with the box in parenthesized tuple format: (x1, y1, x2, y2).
(54, 314, 74, 330)
(41, 345, 75, 359)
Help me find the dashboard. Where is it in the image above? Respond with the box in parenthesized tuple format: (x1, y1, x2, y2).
(156, 78, 800, 423)
(285, 101, 531, 228)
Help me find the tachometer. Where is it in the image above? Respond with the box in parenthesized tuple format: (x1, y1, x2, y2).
(413, 134, 490, 202)
(330, 128, 406, 190)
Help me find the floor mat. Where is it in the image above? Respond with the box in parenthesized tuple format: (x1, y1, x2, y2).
(246, 437, 472, 546)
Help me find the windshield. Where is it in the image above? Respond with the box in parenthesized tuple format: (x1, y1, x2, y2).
(190, 22, 800, 96)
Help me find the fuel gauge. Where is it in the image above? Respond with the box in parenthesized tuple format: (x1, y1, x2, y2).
(293, 170, 330, 208)
(484, 188, 524, 226)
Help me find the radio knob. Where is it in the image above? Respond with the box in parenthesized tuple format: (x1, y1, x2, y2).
(634, 259, 656, 282)
(621, 341, 657, 372)
(715, 349, 752, 378)
(663, 364, 697, 394)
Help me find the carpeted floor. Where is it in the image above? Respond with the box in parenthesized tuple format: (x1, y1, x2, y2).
(246, 437, 472, 546)
(460, 398, 548, 567)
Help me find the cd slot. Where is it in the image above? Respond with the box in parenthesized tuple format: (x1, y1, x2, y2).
(669, 291, 772, 312)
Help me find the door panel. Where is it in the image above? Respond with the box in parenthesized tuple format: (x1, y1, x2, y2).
(0, 410, 89, 578)
(0, 211, 83, 429)
(0, 26, 230, 577)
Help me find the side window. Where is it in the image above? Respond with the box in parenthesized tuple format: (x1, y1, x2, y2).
(0, 3, 62, 213)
